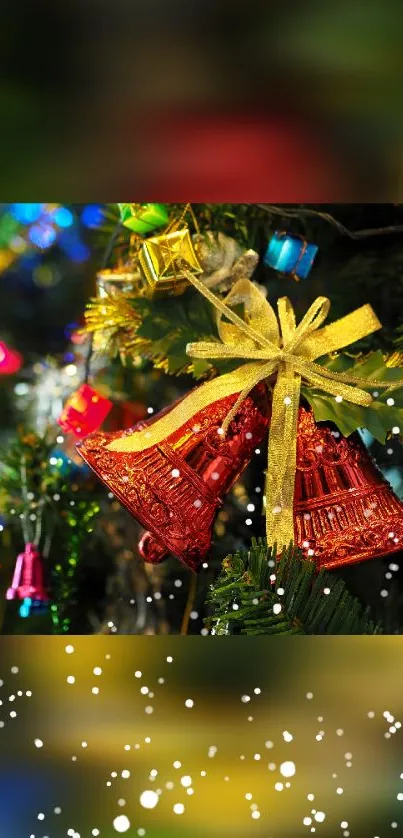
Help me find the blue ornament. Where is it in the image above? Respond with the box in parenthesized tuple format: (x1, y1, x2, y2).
(264, 231, 318, 280)
(19, 597, 49, 618)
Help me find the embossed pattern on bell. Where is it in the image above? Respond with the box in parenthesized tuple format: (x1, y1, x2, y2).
(295, 407, 403, 569)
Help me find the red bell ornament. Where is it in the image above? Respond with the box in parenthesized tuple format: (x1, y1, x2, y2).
(58, 384, 112, 439)
(295, 407, 403, 570)
(6, 543, 49, 604)
(77, 383, 270, 572)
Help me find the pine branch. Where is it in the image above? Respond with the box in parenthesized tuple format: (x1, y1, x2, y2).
(207, 539, 381, 635)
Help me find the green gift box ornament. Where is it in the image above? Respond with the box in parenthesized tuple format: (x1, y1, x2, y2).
(118, 203, 169, 236)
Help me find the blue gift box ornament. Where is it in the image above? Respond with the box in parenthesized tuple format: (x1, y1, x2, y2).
(264, 231, 318, 280)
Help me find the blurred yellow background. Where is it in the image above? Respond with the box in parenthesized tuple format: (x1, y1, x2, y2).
(1, 637, 403, 836)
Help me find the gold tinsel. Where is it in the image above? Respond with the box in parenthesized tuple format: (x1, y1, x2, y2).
(84, 293, 146, 364)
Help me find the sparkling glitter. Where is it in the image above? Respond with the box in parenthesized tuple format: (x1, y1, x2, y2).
(173, 803, 185, 815)
(185, 699, 194, 708)
(67, 676, 75, 685)
(65, 645, 74, 654)
(181, 775, 192, 787)
(34, 738, 43, 748)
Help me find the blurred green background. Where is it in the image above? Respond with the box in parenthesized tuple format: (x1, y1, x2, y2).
(2, 0, 403, 198)
(1, 637, 403, 836)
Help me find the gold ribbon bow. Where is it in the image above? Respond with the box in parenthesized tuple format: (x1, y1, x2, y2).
(108, 273, 397, 550)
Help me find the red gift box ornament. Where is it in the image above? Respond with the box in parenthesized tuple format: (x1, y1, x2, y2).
(6, 543, 49, 616)
(0, 341, 23, 375)
(58, 384, 112, 439)
(77, 383, 270, 572)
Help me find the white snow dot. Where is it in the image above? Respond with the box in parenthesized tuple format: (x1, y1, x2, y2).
(185, 699, 194, 708)
(173, 803, 185, 815)
(34, 738, 43, 748)
(65, 645, 74, 654)
(139, 790, 159, 809)
(181, 775, 192, 788)
(280, 761, 296, 777)
(113, 815, 131, 832)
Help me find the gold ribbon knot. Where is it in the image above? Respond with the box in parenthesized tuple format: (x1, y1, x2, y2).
(108, 273, 398, 551)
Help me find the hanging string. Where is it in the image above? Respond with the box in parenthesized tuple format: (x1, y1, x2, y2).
(257, 204, 403, 240)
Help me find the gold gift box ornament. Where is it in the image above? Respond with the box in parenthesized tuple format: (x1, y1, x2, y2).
(138, 228, 203, 296)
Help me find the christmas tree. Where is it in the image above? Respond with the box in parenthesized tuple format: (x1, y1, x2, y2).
(2, 202, 403, 634)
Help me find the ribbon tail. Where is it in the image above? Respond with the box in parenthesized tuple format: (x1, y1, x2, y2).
(265, 367, 301, 550)
(107, 362, 266, 452)
(221, 361, 277, 434)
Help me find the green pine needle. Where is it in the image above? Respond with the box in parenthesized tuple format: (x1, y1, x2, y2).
(207, 539, 381, 635)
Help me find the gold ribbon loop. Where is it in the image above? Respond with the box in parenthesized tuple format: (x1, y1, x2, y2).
(108, 274, 400, 551)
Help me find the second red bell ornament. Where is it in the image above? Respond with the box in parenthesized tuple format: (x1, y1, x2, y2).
(295, 407, 403, 569)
